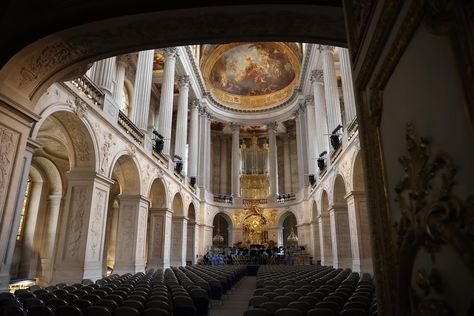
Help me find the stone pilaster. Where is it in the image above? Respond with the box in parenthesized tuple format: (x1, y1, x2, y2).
(170, 216, 188, 266)
(113, 60, 127, 109)
(147, 208, 173, 268)
(329, 204, 352, 269)
(157, 48, 178, 156)
(319, 214, 333, 266)
(188, 99, 200, 179)
(295, 108, 305, 188)
(114, 195, 149, 274)
(283, 135, 292, 193)
(91, 57, 116, 95)
(186, 221, 198, 264)
(220, 137, 228, 194)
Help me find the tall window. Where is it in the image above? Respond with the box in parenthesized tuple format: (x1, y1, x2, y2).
(121, 85, 130, 116)
(17, 177, 32, 241)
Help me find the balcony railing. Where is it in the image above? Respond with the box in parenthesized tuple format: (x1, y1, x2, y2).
(214, 195, 233, 204)
(118, 111, 144, 145)
(277, 193, 296, 203)
(242, 198, 267, 206)
(71, 75, 104, 107)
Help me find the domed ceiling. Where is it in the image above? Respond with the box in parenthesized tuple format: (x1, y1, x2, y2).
(201, 42, 302, 111)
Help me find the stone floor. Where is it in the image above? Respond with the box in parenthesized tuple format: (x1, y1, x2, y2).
(209, 276, 256, 316)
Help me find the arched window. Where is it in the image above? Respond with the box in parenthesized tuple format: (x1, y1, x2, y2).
(121, 85, 130, 116)
(17, 177, 32, 241)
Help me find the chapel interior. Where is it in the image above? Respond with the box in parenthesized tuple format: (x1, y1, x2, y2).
(0, 1, 473, 316)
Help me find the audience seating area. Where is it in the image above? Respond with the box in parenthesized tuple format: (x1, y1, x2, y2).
(245, 266, 377, 316)
(0, 265, 246, 316)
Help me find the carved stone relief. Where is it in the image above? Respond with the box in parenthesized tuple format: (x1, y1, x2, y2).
(0, 125, 19, 212)
(88, 189, 105, 260)
(95, 122, 117, 175)
(65, 186, 88, 259)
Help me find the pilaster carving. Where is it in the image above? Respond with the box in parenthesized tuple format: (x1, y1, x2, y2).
(73, 96, 88, 118)
(0, 125, 19, 210)
(95, 123, 117, 175)
(88, 189, 105, 259)
(394, 122, 474, 315)
(66, 186, 88, 259)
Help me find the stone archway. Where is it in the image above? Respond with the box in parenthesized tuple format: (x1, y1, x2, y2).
(331, 174, 352, 269)
(170, 193, 187, 266)
(147, 178, 171, 268)
(108, 154, 148, 275)
(186, 203, 198, 264)
(280, 212, 298, 248)
(213, 212, 233, 247)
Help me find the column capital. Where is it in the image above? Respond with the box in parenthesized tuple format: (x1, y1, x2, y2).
(230, 122, 240, 132)
(177, 75, 190, 88)
(304, 95, 314, 107)
(318, 45, 335, 54)
(190, 98, 200, 109)
(162, 47, 179, 59)
(310, 69, 324, 84)
(267, 121, 278, 132)
(299, 102, 307, 112)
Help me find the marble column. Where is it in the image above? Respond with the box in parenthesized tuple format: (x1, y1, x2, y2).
(268, 121, 279, 197)
(170, 216, 188, 266)
(113, 60, 127, 108)
(52, 171, 113, 283)
(320, 45, 342, 133)
(305, 96, 318, 176)
(187, 99, 200, 180)
(339, 48, 357, 125)
(295, 109, 305, 188)
(91, 57, 116, 95)
(319, 214, 333, 266)
(220, 137, 228, 194)
(230, 123, 240, 197)
(147, 208, 173, 268)
(157, 48, 178, 156)
(205, 114, 212, 190)
(130, 50, 154, 131)
(174, 75, 190, 162)
(311, 70, 330, 158)
(197, 107, 207, 189)
(283, 135, 292, 193)
(329, 204, 352, 269)
(346, 191, 373, 273)
(114, 195, 149, 274)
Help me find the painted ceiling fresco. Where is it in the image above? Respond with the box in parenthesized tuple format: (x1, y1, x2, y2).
(209, 43, 295, 97)
(201, 42, 301, 110)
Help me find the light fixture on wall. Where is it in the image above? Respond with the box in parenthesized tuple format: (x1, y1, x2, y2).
(287, 228, 298, 245)
(213, 214, 224, 245)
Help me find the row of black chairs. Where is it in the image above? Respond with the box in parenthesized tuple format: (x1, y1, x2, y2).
(246, 266, 377, 316)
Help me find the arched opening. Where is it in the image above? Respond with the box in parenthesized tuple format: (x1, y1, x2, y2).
(212, 212, 232, 248)
(281, 212, 298, 248)
(331, 174, 353, 269)
(348, 152, 373, 273)
(320, 190, 333, 266)
(186, 203, 197, 264)
(105, 154, 143, 275)
(170, 193, 187, 266)
(147, 178, 169, 269)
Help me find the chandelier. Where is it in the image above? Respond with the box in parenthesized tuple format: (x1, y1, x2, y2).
(213, 215, 224, 245)
(287, 228, 298, 245)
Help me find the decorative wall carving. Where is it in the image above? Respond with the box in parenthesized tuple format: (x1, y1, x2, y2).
(393, 122, 474, 315)
(66, 186, 88, 259)
(73, 96, 87, 118)
(88, 189, 105, 260)
(0, 125, 19, 212)
(95, 123, 116, 175)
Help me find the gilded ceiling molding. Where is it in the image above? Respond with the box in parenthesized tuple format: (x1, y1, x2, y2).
(393, 122, 474, 315)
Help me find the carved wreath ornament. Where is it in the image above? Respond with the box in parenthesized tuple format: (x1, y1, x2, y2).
(393, 122, 474, 315)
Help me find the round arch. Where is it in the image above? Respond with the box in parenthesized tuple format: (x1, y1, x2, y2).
(320, 190, 330, 215)
(352, 151, 366, 192)
(171, 192, 184, 216)
(277, 209, 299, 227)
(280, 211, 298, 247)
(333, 174, 347, 204)
(148, 177, 168, 209)
(109, 154, 141, 195)
(312, 199, 318, 220)
(212, 212, 233, 247)
(187, 203, 196, 222)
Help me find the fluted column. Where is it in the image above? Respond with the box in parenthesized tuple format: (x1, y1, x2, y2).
(205, 114, 212, 190)
(305, 96, 318, 176)
(339, 48, 357, 124)
(130, 50, 154, 131)
(220, 137, 228, 194)
(91, 57, 116, 95)
(311, 70, 330, 158)
(197, 107, 207, 188)
(231, 123, 240, 197)
(283, 135, 292, 193)
(187, 99, 200, 179)
(268, 121, 279, 197)
(295, 109, 305, 189)
(320, 45, 342, 133)
(157, 48, 178, 156)
(174, 76, 190, 161)
(113, 60, 126, 108)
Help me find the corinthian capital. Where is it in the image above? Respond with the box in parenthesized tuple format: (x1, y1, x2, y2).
(304, 95, 314, 107)
(318, 45, 335, 54)
(162, 47, 179, 59)
(268, 121, 278, 132)
(310, 69, 324, 84)
(177, 75, 190, 88)
(230, 122, 240, 132)
(190, 98, 200, 109)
